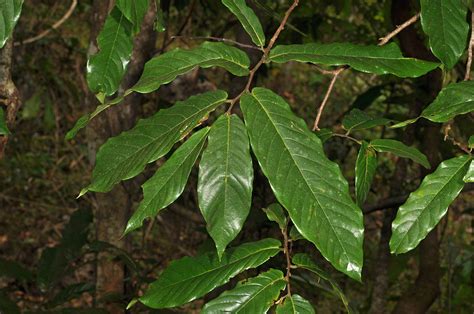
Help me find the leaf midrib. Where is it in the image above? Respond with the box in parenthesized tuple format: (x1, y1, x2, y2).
(252, 93, 353, 266)
(235, 276, 284, 312)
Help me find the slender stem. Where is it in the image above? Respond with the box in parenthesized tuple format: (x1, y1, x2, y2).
(171, 36, 263, 51)
(332, 133, 361, 145)
(312, 67, 345, 131)
(465, 11, 474, 81)
(378, 13, 420, 46)
(282, 221, 292, 297)
(15, 0, 78, 46)
(227, 0, 299, 113)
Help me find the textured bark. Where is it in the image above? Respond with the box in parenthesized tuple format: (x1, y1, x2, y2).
(390, 1, 443, 313)
(86, 1, 157, 311)
(0, 39, 21, 159)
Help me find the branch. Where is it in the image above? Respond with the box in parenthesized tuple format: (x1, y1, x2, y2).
(312, 67, 345, 131)
(227, 0, 299, 112)
(378, 13, 420, 46)
(15, 0, 78, 46)
(282, 221, 292, 297)
(465, 11, 474, 81)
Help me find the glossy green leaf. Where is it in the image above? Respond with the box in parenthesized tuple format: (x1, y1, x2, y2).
(87, 7, 133, 96)
(420, 0, 469, 69)
(464, 160, 474, 182)
(276, 294, 315, 314)
(116, 0, 150, 33)
(85, 90, 227, 193)
(0, 107, 10, 135)
(421, 81, 474, 123)
(221, 0, 265, 47)
(201, 269, 286, 313)
(292, 253, 350, 312)
(342, 109, 390, 132)
(198, 114, 253, 258)
(468, 135, 474, 149)
(263, 203, 287, 230)
(131, 42, 250, 93)
(355, 141, 377, 206)
(369, 139, 430, 169)
(390, 155, 472, 254)
(0, 0, 23, 48)
(241, 88, 364, 281)
(139, 238, 281, 309)
(125, 128, 210, 234)
(269, 42, 439, 78)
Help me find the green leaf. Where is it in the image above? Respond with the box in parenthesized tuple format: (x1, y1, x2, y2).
(221, 0, 266, 47)
(87, 7, 134, 96)
(0, 259, 33, 281)
(463, 160, 474, 183)
(263, 203, 287, 230)
(355, 141, 377, 206)
(241, 88, 364, 281)
(201, 269, 286, 313)
(125, 128, 209, 234)
(37, 247, 69, 291)
(390, 155, 472, 254)
(468, 135, 474, 149)
(0, 0, 23, 48)
(85, 90, 227, 193)
(139, 238, 281, 309)
(60, 208, 93, 260)
(421, 81, 474, 123)
(131, 42, 250, 94)
(292, 253, 350, 313)
(369, 139, 430, 169)
(198, 114, 253, 258)
(315, 128, 333, 143)
(276, 294, 315, 314)
(420, 0, 470, 69)
(116, 0, 150, 33)
(342, 109, 390, 132)
(269, 42, 439, 78)
(0, 107, 10, 135)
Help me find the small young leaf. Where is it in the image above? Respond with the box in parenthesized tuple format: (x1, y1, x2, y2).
(269, 42, 439, 78)
(85, 90, 227, 193)
(355, 141, 377, 206)
(87, 7, 134, 96)
(221, 0, 266, 47)
(241, 88, 364, 281)
(421, 81, 474, 123)
(369, 139, 430, 169)
(139, 238, 281, 309)
(0, 0, 23, 48)
(276, 294, 315, 314)
(131, 42, 250, 94)
(463, 159, 474, 182)
(198, 114, 253, 258)
(116, 0, 150, 33)
(201, 269, 286, 313)
(342, 109, 390, 132)
(468, 135, 474, 149)
(390, 155, 472, 254)
(420, 0, 470, 69)
(263, 203, 287, 230)
(0, 107, 10, 135)
(292, 253, 351, 312)
(125, 128, 210, 234)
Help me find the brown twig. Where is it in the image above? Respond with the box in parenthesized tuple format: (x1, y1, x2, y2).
(378, 13, 420, 46)
(312, 67, 345, 131)
(465, 11, 474, 81)
(15, 0, 78, 46)
(227, 0, 299, 113)
(443, 124, 471, 154)
(171, 35, 262, 51)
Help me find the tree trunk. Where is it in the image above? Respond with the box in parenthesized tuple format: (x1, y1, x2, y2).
(86, 1, 157, 311)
